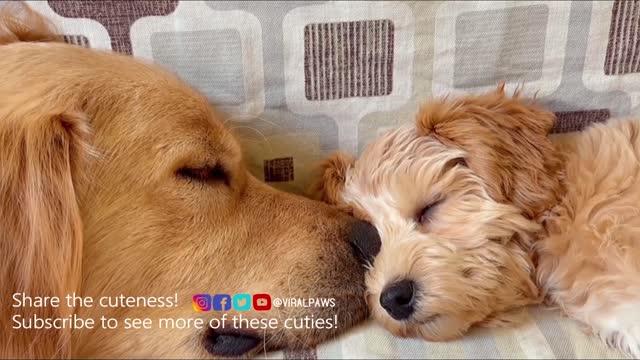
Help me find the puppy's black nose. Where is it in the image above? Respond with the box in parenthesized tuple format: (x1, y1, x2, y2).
(380, 279, 416, 320)
(348, 220, 381, 265)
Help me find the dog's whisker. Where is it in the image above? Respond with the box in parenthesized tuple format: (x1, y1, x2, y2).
(262, 326, 268, 358)
(230, 125, 274, 156)
(225, 114, 282, 130)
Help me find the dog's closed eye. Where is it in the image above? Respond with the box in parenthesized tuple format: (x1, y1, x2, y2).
(417, 199, 442, 226)
(176, 164, 230, 186)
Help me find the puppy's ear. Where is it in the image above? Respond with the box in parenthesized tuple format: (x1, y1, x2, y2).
(0, 2, 61, 45)
(0, 111, 91, 358)
(309, 151, 355, 206)
(416, 85, 563, 218)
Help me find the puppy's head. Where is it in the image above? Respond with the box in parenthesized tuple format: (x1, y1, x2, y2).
(313, 85, 563, 340)
(0, 5, 378, 358)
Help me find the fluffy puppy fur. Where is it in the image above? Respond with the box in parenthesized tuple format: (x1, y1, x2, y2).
(0, 3, 375, 358)
(312, 84, 640, 357)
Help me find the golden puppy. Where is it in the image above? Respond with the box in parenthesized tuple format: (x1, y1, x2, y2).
(0, 3, 380, 359)
(314, 84, 640, 357)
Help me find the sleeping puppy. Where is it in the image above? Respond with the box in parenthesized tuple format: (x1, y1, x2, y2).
(0, 3, 380, 359)
(313, 84, 640, 357)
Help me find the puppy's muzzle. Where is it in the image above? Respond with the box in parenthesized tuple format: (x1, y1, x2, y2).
(380, 279, 416, 320)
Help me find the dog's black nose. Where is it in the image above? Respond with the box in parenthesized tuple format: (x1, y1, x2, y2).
(380, 279, 416, 320)
(348, 220, 381, 265)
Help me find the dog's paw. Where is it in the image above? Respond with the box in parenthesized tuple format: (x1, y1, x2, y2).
(591, 310, 640, 359)
(597, 328, 640, 359)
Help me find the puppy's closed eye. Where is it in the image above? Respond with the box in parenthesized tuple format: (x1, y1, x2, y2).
(176, 164, 230, 186)
(417, 199, 443, 226)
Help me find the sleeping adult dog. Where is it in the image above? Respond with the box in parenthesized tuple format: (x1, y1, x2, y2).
(0, 3, 379, 358)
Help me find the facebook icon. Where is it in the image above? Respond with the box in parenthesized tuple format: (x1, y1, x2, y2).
(212, 294, 231, 311)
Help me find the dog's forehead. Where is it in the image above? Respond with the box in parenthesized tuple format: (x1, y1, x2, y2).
(151, 123, 240, 163)
(356, 127, 449, 170)
(80, 80, 243, 182)
(348, 127, 464, 193)
(89, 69, 232, 146)
(343, 182, 406, 224)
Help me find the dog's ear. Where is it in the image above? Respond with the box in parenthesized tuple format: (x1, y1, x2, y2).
(0, 111, 91, 358)
(416, 85, 563, 219)
(309, 151, 355, 206)
(0, 2, 61, 45)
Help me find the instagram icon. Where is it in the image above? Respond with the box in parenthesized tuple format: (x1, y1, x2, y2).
(192, 294, 212, 312)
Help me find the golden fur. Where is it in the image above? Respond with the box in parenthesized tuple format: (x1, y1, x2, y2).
(313, 84, 640, 357)
(0, 4, 371, 358)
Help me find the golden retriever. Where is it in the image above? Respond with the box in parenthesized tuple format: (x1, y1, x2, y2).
(0, 3, 380, 358)
(313, 84, 640, 358)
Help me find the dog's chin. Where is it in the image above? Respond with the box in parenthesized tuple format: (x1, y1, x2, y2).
(203, 302, 369, 357)
(201, 324, 359, 358)
(202, 328, 314, 358)
(371, 306, 470, 343)
(203, 328, 266, 358)
(411, 314, 468, 342)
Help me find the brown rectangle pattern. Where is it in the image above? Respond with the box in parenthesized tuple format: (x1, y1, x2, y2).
(264, 157, 295, 182)
(304, 19, 394, 101)
(604, 0, 640, 75)
(552, 109, 610, 134)
(62, 35, 90, 48)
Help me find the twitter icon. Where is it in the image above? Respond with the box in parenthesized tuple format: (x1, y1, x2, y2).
(233, 294, 251, 311)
